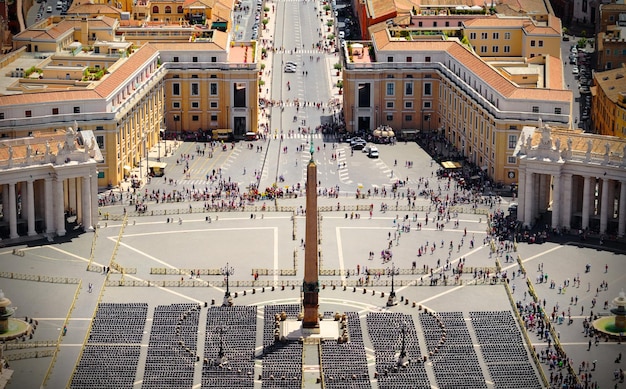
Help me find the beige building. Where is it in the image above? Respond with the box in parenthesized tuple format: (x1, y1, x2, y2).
(591, 65, 626, 138)
(342, 22, 572, 186)
(515, 124, 626, 236)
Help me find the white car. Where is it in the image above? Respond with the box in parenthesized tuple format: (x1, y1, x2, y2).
(338, 31, 345, 39)
(285, 61, 297, 67)
(572, 66, 579, 75)
(284, 65, 296, 73)
(368, 147, 379, 158)
(46, 5, 52, 12)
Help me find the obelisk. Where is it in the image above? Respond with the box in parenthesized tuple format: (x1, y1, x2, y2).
(302, 138, 320, 332)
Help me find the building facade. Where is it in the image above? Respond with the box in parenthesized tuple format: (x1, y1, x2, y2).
(515, 124, 626, 236)
(591, 64, 626, 138)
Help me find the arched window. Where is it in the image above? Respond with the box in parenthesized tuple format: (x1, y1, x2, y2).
(165, 6, 171, 13)
(177, 5, 183, 13)
(152, 5, 159, 13)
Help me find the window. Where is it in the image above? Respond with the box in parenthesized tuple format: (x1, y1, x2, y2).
(211, 114, 218, 121)
(492, 32, 499, 39)
(173, 102, 180, 109)
(192, 57, 198, 63)
(504, 32, 511, 39)
(152, 5, 159, 13)
(492, 46, 499, 53)
(423, 101, 431, 109)
(386, 82, 394, 96)
(96, 135, 105, 149)
(406, 56, 412, 62)
(358, 83, 371, 107)
(177, 5, 183, 13)
(387, 56, 393, 63)
(481, 32, 488, 39)
(173, 56, 179, 62)
(538, 40, 543, 47)
(25, 110, 32, 117)
(165, 5, 171, 13)
(233, 83, 246, 107)
(386, 114, 393, 121)
(191, 83, 199, 96)
(504, 45, 510, 53)
(386, 101, 394, 109)
(532, 106, 539, 113)
(418, 21, 423, 27)
(530, 40, 536, 47)
(433, 22, 437, 27)
(445, 21, 449, 27)
(424, 83, 432, 96)
(405, 82, 413, 96)
(74, 106, 80, 113)
(405, 101, 413, 109)
(470, 32, 476, 39)
(405, 114, 412, 121)
(425, 56, 431, 62)
(191, 101, 200, 108)
(52, 108, 59, 115)
(0, 113, 3, 119)
(211, 57, 217, 62)
(191, 74, 198, 79)
(480, 46, 487, 53)
(192, 115, 199, 121)
(210, 101, 218, 108)
(172, 83, 180, 96)
(508, 134, 517, 148)
(210, 83, 218, 95)
(507, 156, 517, 164)
(555, 107, 562, 114)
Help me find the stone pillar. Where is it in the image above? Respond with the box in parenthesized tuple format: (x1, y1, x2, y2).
(44, 178, 54, 234)
(524, 171, 534, 227)
(1, 185, 8, 222)
(91, 170, 98, 228)
(562, 174, 573, 230)
(55, 178, 66, 237)
(8, 182, 18, 239)
(538, 174, 548, 213)
(600, 178, 610, 233)
(81, 176, 92, 231)
(517, 169, 525, 223)
(68, 178, 77, 218)
(26, 180, 36, 236)
(582, 176, 592, 230)
(618, 181, 626, 237)
(551, 174, 561, 228)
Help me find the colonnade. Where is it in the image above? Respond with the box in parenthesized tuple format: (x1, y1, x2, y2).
(518, 170, 626, 236)
(0, 172, 97, 240)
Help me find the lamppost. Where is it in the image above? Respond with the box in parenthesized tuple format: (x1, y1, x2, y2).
(386, 263, 399, 306)
(221, 262, 234, 306)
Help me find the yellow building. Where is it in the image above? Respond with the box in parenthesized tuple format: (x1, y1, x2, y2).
(462, 14, 562, 60)
(342, 23, 572, 185)
(0, 15, 258, 188)
(592, 65, 626, 138)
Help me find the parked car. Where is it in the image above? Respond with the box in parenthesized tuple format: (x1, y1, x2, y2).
(368, 147, 379, 158)
(284, 64, 296, 73)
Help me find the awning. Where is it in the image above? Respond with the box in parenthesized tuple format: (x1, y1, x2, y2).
(123, 165, 131, 170)
(441, 161, 461, 169)
(148, 161, 167, 169)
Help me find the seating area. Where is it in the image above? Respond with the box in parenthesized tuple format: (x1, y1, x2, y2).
(69, 303, 147, 389)
(88, 302, 148, 344)
(321, 312, 371, 389)
(419, 311, 486, 389)
(366, 312, 429, 389)
(201, 306, 257, 389)
(70, 345, 141, 389)
(261, 304, 302, 389)
(470, 311, 542, 389)
(142, 304, 201, 389)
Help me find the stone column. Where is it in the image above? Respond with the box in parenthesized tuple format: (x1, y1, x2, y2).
(68, 178, 77, 218)
(81, 175, 92, 231)
(618, 181, 626, 237)
(26, 180, 36, 236)
(44, 178, 54, 234)
(561, 174, 573, 230)
(524, 171, 534, 227)
(600, 177, 610, 233)
(517, 169, 525, 224)
(91, 169, 98, 228)
(1, 185, 8, 222)
(582, 176, 592, 230)
(551, 174, 561, 228)
(8, 182, 18, 239)
(55, 178, 66, 237)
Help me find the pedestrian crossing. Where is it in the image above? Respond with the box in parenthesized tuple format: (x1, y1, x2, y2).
(282, 133, 324, 139)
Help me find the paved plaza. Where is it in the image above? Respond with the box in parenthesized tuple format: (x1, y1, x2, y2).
(1, 138, 625, 389)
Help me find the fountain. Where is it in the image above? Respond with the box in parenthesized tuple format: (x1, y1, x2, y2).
(593, 288, 626, 338)
(0, 290, 32, 341)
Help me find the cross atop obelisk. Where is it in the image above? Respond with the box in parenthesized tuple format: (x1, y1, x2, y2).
(302, 135, 320, 332)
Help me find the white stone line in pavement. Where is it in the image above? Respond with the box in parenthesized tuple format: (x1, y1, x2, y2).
(273, 226, 279, 283)
(336, 226, 346, 286)
(520, 246, 563, 264)
(48, 245, 90, 263)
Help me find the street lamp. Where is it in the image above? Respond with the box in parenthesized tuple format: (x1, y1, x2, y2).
(221, 262, 234, 306)
(386, 263, 399, 306)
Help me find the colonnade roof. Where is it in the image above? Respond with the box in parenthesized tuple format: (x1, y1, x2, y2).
(0, 130, 84, 162)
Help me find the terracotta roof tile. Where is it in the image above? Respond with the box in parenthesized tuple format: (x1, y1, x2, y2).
(93, 44, 159, 98)
(0, 90, 100, 107)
